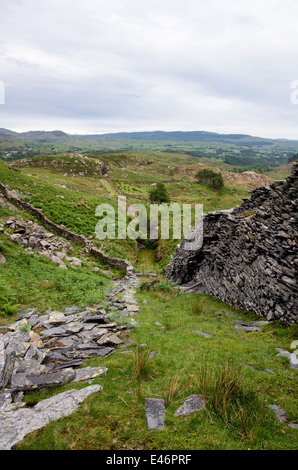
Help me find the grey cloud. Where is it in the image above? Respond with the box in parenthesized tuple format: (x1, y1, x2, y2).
(0, 0, 297, 138)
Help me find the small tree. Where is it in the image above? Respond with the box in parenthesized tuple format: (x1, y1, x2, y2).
(195, 169, 224, 189)
(149, 183, 170, 203)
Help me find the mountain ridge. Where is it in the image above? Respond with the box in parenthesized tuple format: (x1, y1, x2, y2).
(1, 128, 297, 147)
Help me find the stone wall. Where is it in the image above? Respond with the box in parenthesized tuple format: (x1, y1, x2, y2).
(0, 181, 133, 273)
(165, 165, 298, 325)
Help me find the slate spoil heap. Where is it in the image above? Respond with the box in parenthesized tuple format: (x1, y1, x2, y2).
(0, 273, 140, 450)
(165, 164, 298, 325)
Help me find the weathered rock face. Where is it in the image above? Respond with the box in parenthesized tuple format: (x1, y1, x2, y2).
(165, 164, 298, 325)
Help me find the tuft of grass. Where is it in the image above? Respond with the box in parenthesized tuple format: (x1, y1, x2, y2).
(198, 361, 263, 438)
(190, 298, 205, 316)
(162, 374, 181, 406)
(140, 279, 178, 303)
(133, 346, 153, 382)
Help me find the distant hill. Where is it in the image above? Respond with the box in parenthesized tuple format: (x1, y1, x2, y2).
(0, 129, 69, 142)
(0, 128, 297, 147)
(87, 130, 298, 147)
(93, 130, 276, 146)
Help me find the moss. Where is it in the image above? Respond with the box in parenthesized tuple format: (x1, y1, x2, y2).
(240, 210, 256, 218)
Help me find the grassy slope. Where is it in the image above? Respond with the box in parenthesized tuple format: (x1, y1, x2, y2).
(8, 152, 250, 266)
(15, 281, 298, 450)
(0, 206, 111, 320)
(0, 162, 139, 262)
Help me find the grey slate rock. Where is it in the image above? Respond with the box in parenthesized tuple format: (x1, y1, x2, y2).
(193, 330, 212, 338)
(0, 384, 102, 450)
(145, 398, 166, 430)
(10, 368, 75, 391)
(149, 351, 157, 359)
(64, 306, 80, 315)
(234, 325, 262, 332)
(65, 347, 114, 359)
(0, 352, 16, 389)
(73, 366, 108, 383)
(174, 394, 205, 417)
(288, 423, 298, 429)
(40, 326, 68, 338)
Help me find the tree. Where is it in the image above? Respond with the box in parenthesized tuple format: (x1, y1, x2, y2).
(149, 183, 170, 203)
(288, 153, 298, 163)
(195, 169, 224, 189)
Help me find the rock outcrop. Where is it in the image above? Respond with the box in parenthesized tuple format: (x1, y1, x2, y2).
(165, 165, 298, 325)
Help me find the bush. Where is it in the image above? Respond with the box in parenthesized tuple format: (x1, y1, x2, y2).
(195, 169, 224, 189)
(149, 183, 170, 203)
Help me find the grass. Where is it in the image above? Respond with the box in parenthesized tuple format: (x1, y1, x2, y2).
(0, 234, 110, 319)
(133, 346, 153, 381)
(190, 298, 205, 316)
(198, 361, 263, 438)
(162, 373, 181, 407)
(12, 281, 298, 450)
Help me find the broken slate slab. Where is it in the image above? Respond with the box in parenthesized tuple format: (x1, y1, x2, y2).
(65, 346, 114, 359)
(40, 327, 68, 338)
(252, 321, 269, 326)
(276, 348, 298, 369)
(64, 306, 80, 315)
(65, 322, 84, 334)
(10, 368, 75, 391)
(288, 423, 298, 429)
(0, 352, 16, 388)
(73, 366, 108, 383)
(145, 398, 166, 430)
(97, 333, 122, 346)
(234, 325, 262, 332)
(0, 384, 102, 450)
(174, 395, 205, 417)
(149, 351, 157, 359)
(193, 330, 212, 338)
(126, 305, 140, 313)
(267, 404, 287, 423)
(48, 311, 67, 325)
(240, 363, 275, 375)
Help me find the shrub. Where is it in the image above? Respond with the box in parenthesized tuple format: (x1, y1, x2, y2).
(195, 169, 224, 189)
(149, 183, 170, 203)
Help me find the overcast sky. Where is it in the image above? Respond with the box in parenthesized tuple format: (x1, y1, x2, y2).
(0, 0, 297, 138)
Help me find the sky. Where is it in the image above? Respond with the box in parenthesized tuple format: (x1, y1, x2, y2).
(0, 0, 297, 139)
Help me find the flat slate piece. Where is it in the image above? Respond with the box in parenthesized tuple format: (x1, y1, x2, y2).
(234, 326, 262, 332)
(193, 330, 212, 338)
(73, 366, 108, 383)
(145, 398, 166, 430)
(0, 385, 102, 450)
(174, 394, 205, 417)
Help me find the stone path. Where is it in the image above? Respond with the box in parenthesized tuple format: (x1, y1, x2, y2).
(0, 272, 141, 450)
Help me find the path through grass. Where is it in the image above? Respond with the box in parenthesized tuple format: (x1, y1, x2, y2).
(14, 278, 298, 450)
